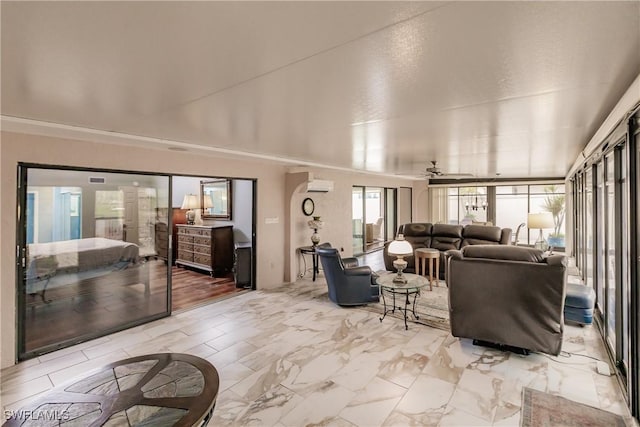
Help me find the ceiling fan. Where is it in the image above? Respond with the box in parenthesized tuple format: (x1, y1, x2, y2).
(423, 161, 474, 179)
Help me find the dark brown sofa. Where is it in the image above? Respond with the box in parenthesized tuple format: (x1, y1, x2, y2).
(446, 245, 567, 355)
(383, 223, 512, 277)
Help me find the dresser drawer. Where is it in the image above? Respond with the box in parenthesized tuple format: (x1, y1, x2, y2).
(193, 244, 211, 255)
(178, 242, 194, 252)
(194, 254, 211, 266)
(193, 236, 210, 245)
(178, 234, 193, 243)
(177, 250, 193, 262)
(181, 227, 211, 236)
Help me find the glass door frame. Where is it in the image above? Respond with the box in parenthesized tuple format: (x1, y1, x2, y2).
(16, 163, 173, 361)
(629, 111, 640, 416)
(351, 185, 398, 256)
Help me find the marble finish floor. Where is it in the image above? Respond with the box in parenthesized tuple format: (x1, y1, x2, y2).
(1, 277, 634, 426)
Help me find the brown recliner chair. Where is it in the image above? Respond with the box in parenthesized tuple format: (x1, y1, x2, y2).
(446, 245, 567, 355)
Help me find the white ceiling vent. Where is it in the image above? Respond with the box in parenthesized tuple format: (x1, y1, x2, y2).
(305, 179, 334, 193)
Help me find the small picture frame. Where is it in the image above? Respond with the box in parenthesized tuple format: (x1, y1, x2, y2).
(302, 198, 315, 216)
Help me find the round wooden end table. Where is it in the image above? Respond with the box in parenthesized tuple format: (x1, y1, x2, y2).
(414, 248, 440, 290)
(3, 353, 219, 427)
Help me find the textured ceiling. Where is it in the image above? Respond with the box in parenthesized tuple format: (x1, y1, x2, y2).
(2, 1, 639, 179)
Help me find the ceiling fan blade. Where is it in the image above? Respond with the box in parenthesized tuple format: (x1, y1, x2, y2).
(433, 173, 474, 179)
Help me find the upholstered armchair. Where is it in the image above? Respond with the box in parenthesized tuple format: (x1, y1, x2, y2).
(316, 247, 380, 306)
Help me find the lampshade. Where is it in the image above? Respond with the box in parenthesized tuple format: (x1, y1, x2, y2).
(388, 234, 413, 256)
(181, 194, 200, 210)
(202, 194, 214, 209)
(527, 212, 554, 229)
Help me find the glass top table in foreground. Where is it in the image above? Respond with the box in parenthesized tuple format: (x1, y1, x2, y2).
(377, 273, 429, 330)
(3, 353, 219, 427)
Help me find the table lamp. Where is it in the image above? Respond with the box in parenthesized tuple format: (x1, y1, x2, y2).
(181, 194, 200, 225)
(387, 234, 413, 284)
(527, 212, 554, 251)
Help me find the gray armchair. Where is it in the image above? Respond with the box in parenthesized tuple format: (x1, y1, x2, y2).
(446, 245, 567, 355)
(316, 247, 380, 306)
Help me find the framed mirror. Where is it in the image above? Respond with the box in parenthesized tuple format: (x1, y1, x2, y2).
(200, 179, 232, 220)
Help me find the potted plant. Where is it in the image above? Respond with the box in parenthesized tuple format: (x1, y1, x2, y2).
(542, 185, 565, 248)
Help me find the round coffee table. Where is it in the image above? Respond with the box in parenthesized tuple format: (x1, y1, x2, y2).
(3, 353, 219, 427)
(377, 273, 429, 330)
(414, 248, 440, 290)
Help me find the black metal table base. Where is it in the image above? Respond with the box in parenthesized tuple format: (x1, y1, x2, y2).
(298, 246, 320, 281)
(379, 288, 421, 330)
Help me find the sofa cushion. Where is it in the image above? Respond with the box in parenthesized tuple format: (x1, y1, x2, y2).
(461, 245, 545, 262)
(401, 223, 433, 236)
(431, 236, 462, 251)
(461, 225, 503, 247)
(432, 224, 463, 238)
(400, 223, 432, 249)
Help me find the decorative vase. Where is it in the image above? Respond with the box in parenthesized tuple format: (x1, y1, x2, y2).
(308, 217, 324, 246)
(310, 230, 320, 246)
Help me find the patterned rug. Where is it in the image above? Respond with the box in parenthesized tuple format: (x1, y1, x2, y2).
(521, 387, 629, 427)
(358, 277, 450, 331)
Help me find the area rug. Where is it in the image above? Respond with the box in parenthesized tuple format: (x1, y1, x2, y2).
(521, 387, 629, 427)
(358, 277, 450, 331)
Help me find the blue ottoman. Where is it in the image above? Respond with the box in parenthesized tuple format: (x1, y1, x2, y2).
(564, 283, 596, 325)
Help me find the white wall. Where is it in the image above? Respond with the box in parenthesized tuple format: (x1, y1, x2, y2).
(1, 131, 419, 367)
(172, 176, 201, 208)
(168, 175, 253, 242)
(285, 169, 420, 281)
(0, 131, 287, 368)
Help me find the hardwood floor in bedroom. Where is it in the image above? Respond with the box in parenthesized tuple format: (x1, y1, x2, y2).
(23, 259, 245, 356)
(171, 265, 245, 311)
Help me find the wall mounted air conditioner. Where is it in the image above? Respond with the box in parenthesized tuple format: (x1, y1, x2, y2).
(305, 179, 334, 193)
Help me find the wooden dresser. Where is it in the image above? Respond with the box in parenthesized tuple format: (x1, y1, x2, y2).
(154, 222, 169, 261)
(175, 225, 234, 276)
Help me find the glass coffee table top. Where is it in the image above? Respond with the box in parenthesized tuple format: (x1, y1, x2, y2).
(376, 272, 429, 290)
(3, 353, 219, 427)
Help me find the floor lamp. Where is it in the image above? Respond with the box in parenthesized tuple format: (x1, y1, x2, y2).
(527, 212, 554, 251)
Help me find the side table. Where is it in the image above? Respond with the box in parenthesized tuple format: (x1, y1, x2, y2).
(415, 248, 440, 290)
(298, 246, 320, 281)
(377, 273, 429, 330)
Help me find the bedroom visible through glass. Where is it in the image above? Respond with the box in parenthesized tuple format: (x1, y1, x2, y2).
(18, 166, 171, 359)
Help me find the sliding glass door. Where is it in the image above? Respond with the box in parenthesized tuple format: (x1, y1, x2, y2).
(352, 187, 365, 254)
(17, 165, 171, 359)
(352, 186, 397, 255)
(572, 109, 640, 417)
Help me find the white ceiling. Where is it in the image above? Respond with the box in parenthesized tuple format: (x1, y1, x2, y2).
(2, 1, 639, 179)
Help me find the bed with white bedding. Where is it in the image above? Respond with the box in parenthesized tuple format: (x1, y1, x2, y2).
(26, 237, 141, 297)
